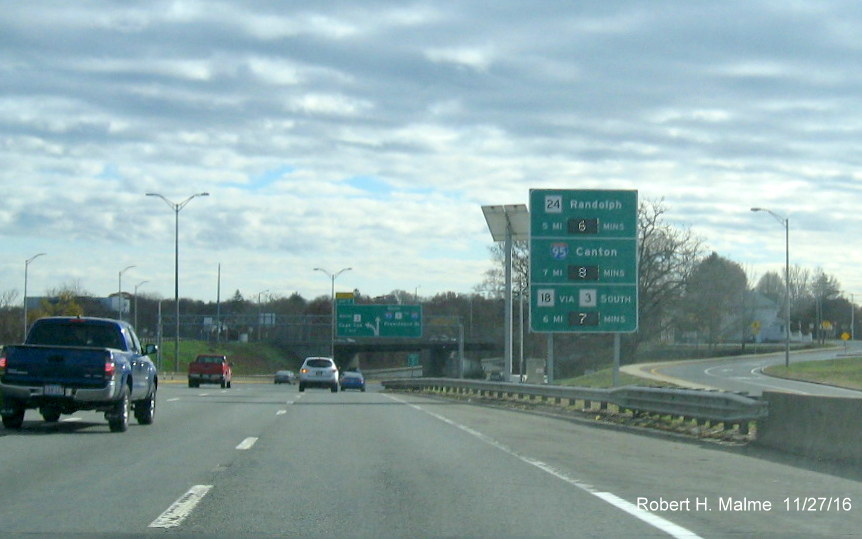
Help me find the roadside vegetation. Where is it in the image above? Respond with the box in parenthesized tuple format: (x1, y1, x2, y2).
(557, 368, 652, 388)
(763, 357, 862, 391)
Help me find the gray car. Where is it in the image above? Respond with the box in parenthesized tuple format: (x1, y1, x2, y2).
(298, 357, 339, 393)
(274, 370, 295, 384)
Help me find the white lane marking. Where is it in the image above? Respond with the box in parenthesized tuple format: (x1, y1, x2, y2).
(167, 397, 180, 402)
(236, 437, 258, 450)
(148, 484, 213, 529)
(276, 410, 287, 415)
(60, 417, 82, 422)
(385, 394, 702, 539)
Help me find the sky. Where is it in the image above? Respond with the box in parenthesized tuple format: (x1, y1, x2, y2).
(3, 1, 862, 305)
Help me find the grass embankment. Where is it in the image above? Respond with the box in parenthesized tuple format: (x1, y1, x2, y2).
(557, 368, 656, 388)
(155, 340, 295, 375)
(763, 357, 862, 391)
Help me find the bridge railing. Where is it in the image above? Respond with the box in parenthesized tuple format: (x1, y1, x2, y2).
(381, 378, 768, 434)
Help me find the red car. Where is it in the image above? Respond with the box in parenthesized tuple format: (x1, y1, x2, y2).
(188, 354, 232, 388)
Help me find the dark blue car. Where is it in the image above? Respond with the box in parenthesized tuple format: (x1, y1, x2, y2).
(339, 371, 365, 392)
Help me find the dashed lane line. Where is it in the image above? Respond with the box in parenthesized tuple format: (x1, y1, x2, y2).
(148, 484, 213, 529)
(236, 437, 258, 450)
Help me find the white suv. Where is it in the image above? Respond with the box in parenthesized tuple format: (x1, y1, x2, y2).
(298, 357, 339, 392)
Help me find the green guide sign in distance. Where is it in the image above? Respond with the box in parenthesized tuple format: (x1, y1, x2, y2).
(530, 189, 638, 333)
(336, 304, 422, 338)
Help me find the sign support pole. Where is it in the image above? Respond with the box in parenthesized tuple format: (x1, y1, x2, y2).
(504, 220, 513, 380)
(613, 333, 621, 387)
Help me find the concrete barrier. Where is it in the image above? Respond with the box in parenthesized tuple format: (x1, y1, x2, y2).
(756, 391, 862, 465)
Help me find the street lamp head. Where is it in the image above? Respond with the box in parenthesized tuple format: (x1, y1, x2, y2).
(26, 252, 46, 264)
(750, 207, 763, 212)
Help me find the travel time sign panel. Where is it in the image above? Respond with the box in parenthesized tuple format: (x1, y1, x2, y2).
(529, 189, 638, 333)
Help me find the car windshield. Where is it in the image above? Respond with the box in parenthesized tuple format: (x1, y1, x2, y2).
(6, 3, 862, 538)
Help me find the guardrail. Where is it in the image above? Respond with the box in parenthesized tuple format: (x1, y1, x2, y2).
(381, 378, 768, 434)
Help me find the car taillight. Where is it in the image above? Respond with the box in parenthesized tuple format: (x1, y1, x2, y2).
(0, 354, 6, 375)
(105, 360, 116, 378)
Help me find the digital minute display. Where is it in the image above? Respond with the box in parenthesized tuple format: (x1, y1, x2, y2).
(567, 218, 599, 234)
(570, 312, 600, 326)
(568, 265, 599, 281)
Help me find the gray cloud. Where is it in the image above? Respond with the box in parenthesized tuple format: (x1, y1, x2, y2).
(3, 1, 862, 301)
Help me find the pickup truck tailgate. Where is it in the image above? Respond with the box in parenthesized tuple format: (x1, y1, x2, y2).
(2, 345, 112, 388)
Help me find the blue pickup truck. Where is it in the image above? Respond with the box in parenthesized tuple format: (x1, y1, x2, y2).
(0, 316, 158, 432)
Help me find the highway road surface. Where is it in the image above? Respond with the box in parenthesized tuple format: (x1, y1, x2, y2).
(623, 342, 862, 398)
(0, 382, 860, 537)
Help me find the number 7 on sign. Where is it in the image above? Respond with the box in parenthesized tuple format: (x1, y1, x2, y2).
(579, 289, 597, 307)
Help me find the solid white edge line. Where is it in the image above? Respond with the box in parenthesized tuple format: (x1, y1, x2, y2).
(384, 394, 702, 539)
(236, 436, 258, 450)
(148, 484, 213, 528)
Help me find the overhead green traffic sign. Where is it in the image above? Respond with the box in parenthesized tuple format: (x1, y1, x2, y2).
(336, 304, 422, 338)
(530, 189, 638, 333)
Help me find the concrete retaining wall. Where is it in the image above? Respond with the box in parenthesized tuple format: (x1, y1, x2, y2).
(756, 391, 862, 465)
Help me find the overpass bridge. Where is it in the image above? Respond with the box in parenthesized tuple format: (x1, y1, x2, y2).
(334, 338, 499, 377)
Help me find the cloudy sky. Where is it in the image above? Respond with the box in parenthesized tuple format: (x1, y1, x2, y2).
(3, 1, 862, 305)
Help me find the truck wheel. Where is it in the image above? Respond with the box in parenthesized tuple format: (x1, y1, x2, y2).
(298, 383, 305, 392)
(134, 389, 156, 425)
(2, 406, 25, 429)
(108, 389, 130, 433)
(41, 408, 61, 422)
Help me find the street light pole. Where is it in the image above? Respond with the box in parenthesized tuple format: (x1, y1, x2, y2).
(147, 192, 210, 372)
(118, 265, 136, 321)
(751, 207, 791, 368)
(134, 280, 149, 330)
(23, 253, 46, 341)
(314, 267, 352, 360)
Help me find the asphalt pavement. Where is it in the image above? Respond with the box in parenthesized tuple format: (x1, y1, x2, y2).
(621, 342, 862, 397)
(0, 382, 860, 537)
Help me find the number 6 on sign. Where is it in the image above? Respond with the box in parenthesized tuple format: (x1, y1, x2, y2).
(579, 289, 597, 307)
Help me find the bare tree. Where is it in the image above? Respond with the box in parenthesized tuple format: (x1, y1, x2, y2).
(755, 271, 784, 304)
(475, 240, 529, 299)
(628, 199, 704, 357)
